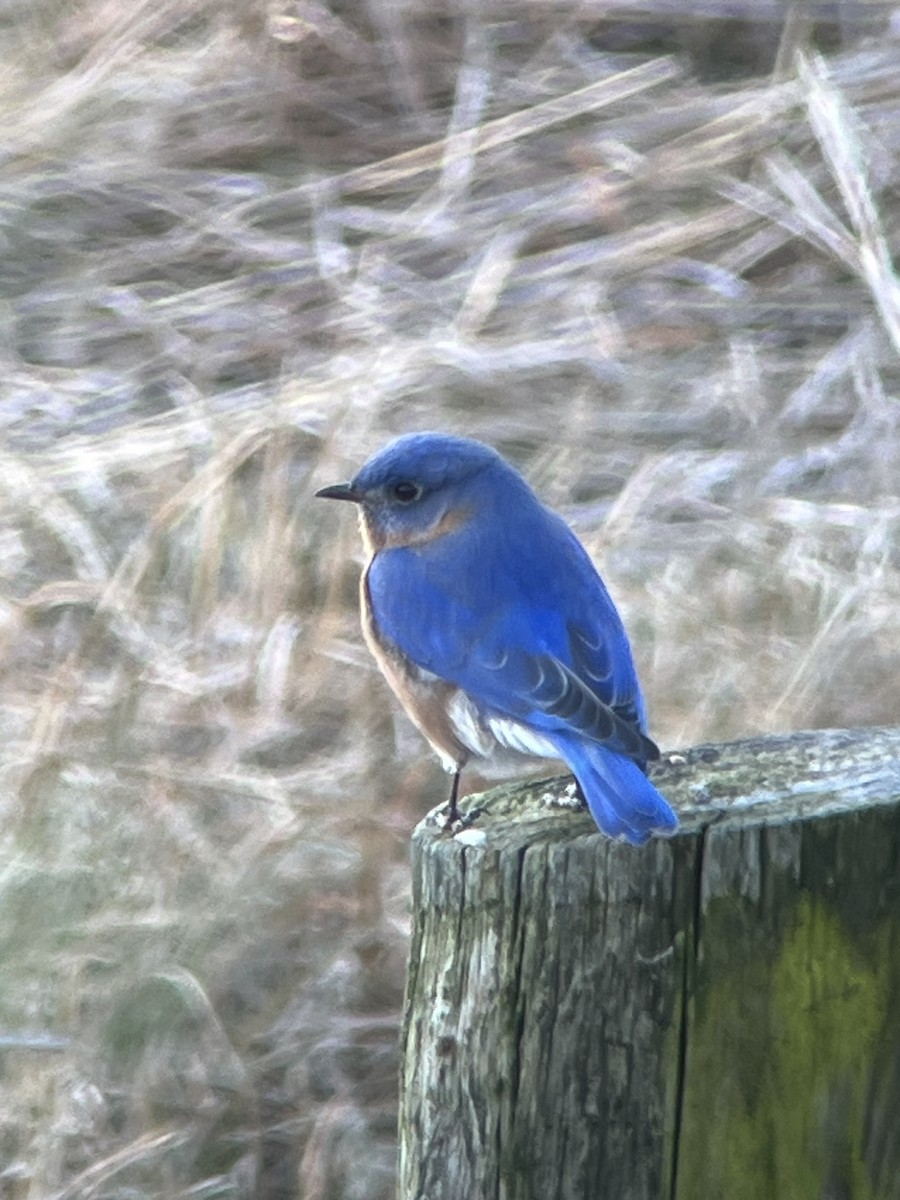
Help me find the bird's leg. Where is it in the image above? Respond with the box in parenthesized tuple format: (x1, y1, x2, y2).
(446, 768, 462, 825)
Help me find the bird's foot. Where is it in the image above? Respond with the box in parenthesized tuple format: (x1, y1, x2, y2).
(433, 803, 483, 833)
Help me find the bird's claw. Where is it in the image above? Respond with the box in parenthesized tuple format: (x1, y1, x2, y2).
(434, 804, 482, 833)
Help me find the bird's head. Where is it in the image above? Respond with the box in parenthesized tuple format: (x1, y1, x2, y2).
(316, 432, 509, 551)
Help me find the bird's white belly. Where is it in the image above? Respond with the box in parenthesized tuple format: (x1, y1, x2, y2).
(446, 689, 559, 763)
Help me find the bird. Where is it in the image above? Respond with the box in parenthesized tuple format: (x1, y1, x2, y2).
(316, 432, 677, 844)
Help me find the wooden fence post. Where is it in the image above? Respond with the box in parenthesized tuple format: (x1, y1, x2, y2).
(398, 728, 900, 1200)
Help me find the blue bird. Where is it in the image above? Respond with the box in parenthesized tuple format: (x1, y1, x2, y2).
(316, 433, 677, 844)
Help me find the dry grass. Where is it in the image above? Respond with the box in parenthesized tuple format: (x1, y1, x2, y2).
(1, 2, 899, 1197)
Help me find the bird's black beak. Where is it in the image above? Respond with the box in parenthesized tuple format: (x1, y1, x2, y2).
(315, 481, 363, 503)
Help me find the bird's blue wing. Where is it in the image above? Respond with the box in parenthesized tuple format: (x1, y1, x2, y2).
(365, 508, 656, 764)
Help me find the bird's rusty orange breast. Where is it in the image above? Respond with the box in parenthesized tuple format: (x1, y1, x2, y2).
(358, 505, 473, 553)
(359, 560, 472, 770)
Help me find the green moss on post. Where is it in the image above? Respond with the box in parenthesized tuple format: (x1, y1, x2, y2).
(678, 810, 900, 1200)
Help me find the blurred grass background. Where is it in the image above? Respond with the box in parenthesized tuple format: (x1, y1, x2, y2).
(1, 1, 900, 1197)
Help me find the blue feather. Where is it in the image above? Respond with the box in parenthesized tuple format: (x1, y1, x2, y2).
(549, 733, 677, 845)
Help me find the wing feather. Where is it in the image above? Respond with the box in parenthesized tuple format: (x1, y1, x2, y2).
(365, 503, 656, 766)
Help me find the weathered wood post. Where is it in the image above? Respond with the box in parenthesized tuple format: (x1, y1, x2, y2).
(398, 728, 900, 1200)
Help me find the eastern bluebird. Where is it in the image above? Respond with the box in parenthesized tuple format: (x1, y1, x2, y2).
(316, 433, 677, 844)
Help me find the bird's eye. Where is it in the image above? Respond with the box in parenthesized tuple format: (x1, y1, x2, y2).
(390, 480, 421, 504)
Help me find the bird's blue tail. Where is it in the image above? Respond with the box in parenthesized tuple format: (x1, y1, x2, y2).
(553, 735, 677, 845)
